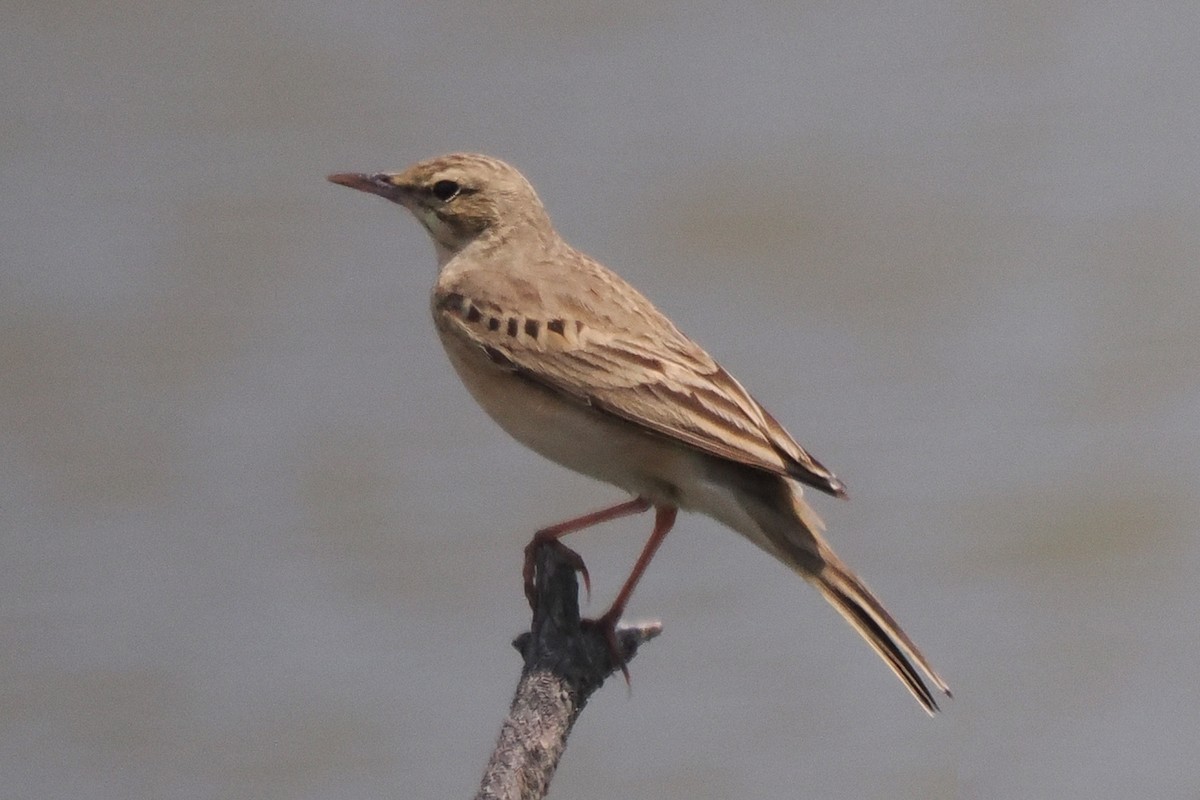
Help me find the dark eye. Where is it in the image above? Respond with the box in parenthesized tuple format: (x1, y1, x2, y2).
(431, 179, 460, 201)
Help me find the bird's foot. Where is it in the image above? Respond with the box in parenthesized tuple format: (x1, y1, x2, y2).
(583, 604, 631, 686)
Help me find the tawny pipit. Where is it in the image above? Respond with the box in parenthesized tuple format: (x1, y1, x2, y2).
(328, 153, 950, 713)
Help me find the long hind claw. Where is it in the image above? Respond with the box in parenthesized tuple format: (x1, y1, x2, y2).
(584, 606, 631, 686)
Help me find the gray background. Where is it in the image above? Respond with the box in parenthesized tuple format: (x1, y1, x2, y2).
(5, 3, 1199, 798)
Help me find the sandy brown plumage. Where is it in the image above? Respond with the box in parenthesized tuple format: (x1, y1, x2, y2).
(328, 153, 950, 713)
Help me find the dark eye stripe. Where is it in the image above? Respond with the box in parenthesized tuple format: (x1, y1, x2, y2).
(431, 179, 459, 201)
(424, 184, 477, 198)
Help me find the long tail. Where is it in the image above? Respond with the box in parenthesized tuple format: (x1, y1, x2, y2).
(810, 551, 951, 714)
(740, 478, 951, 714)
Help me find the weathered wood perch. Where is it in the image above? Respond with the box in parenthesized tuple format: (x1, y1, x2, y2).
(474, 543, 663, 800)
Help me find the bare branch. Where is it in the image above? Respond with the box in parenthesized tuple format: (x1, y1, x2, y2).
(475, 543, 662, 800)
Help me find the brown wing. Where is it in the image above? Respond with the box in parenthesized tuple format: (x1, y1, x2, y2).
(433, 276, 847, 498)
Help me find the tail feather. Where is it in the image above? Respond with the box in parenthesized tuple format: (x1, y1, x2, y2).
(811, 556, 950, 715)
(734, 475, 951, 713)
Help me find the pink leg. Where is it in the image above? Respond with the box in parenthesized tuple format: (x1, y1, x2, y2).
(589, 505, 678, 683)
(523, 497, 652, 608)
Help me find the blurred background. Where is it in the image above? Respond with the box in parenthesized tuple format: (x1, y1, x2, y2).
(4, 3, 1199, 798)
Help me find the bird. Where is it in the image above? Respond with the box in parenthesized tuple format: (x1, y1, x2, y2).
(327, 153, 950, 713)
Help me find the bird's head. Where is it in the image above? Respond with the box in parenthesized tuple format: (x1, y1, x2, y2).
(328, 153, 552, 264)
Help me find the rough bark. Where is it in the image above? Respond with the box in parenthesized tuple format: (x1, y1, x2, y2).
(474, 543, 661, 800)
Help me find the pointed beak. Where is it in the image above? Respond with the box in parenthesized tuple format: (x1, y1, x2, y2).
(326, 172, 408, 204)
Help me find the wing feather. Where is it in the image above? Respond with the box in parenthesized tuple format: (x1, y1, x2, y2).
(433, 264, 847, 498)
